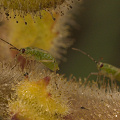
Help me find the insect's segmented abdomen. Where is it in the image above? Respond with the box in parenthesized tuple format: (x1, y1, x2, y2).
(24, 47, 59, 71)
(25, 47, 53, 60)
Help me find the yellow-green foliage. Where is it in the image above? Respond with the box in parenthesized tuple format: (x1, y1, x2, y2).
(8, 11, 58, 50)
(9, 77, 69, 120)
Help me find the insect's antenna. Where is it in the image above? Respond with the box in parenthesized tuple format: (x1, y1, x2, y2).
(72, 48, 98, 64)
(0, 38, 20, 51)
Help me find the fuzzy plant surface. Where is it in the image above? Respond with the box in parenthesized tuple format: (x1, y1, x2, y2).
(0, 61, 120, 120)
(9, 77, 69, 120)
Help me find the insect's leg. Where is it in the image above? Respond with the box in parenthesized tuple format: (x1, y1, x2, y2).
(103, 75, 106, 81)
(97, 72, 102, 83)
(11, 53, 19, 70)
(54, 60, 56, 73)
(84, 72, 98, 85)
(86, 72, 99, 80)
(39, 60, 54, 62)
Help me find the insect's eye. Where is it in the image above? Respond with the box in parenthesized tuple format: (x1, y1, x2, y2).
(22, 48, 25, 53)
(100, 63, 103, 68)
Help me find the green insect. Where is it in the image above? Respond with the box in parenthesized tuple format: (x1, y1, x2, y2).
(72, 48, 120, 81)
(0, 38, 59, 71)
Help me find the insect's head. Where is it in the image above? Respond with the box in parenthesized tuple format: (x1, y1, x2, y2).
(19, 47, 31, 54)
(19, 48, 26, 54)
(97, 62, 104, 70)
